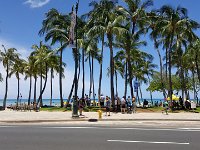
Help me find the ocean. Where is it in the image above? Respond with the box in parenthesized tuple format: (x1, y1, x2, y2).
(0, 98, 165, 107)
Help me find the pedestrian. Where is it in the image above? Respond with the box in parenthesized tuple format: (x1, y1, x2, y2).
(115, 97, 118, 113)
(179, 96, 184, 109)
(117, 97, 121, 112)
(121, 96, 126, 114)
(132, 96, 136, 113)
(78, 97, 85, 116)
(105, 96, 111, 116)
(162, 100, 169, 115)
(127, 97, 132, 114)
(100, 94, 105, 107)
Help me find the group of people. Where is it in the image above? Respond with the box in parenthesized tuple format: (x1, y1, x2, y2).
(72, 94, 138, 116)
(100, 95, 137, 116)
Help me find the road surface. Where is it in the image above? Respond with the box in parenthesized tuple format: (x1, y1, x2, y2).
(0, 125, 199, 150)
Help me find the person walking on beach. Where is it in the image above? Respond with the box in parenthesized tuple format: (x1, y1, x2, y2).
(132, 96, 136, 113)
(105, 96, 111, 116)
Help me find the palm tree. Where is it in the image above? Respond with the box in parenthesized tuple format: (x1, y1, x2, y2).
(88, 2, 128, 106)
(9, 56, 25, 106)
(48, 53, 60, 106)
(85, 0, 116, 102)
(143, 60, 157, 104)
(39, 8, 71, 107)
(113, 56, 124, 97)
(148, 11, 167, 98)
(24, 56, 34, 106)
(31, 42, 50, 107)
(117, 0, 153, 98)
(157, 5, 199, 104)
(187, 39, 200, 83)
(0, 45, 19, 110)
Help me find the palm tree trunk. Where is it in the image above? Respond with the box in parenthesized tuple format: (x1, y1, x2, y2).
(17, 73, 20, 107)
(67, 68, 75, 103)
(77, 56, 81, 91)
(115, 70, 118, 97)
(166, 48, 169, 97)
(168, 36, 173, 107)
(89, 53, 92, 98)
(195, 53, 200, 83)
(59, 48, 63, 107)
(179, 57, 185, 102)
(34, 75, 37, 104)
(147, 74, 153, 104)
(139, 82, 143, 100)
(127, 49, 134, 98)
(92, 57, 95, 103)
(98, 34, 104, 102)
(124, 62, 128, 97)
(40, 66, 43, 104)
(37, 63, 48, 107)
(82, 48, 85, 99)
(50, 68, 53, 106)
(28, 76, 32, 106)
(185, 70, 189, 100)
(192, 68, 196, 101)
(107, 33, 115, 107)
(3, 64, 9, 110)
(155, 42, 166, 98)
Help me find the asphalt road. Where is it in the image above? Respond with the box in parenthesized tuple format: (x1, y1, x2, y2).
(0, 125, 199, 150)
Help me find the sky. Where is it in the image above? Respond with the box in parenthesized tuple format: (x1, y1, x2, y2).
(0, 0, 199, 100)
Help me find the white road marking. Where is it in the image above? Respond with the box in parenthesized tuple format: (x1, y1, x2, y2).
(0, 126, 15, 128)
(107, 140, 190, 145)
(1, 126, 200, 132)
(40, 126, 200, 132)
(43, 126, 99, 129)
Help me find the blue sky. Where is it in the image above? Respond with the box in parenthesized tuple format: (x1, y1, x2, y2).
(0, 0, 199, 100)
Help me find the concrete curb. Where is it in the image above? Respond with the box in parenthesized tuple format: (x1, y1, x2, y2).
(1, 118, 200, 123)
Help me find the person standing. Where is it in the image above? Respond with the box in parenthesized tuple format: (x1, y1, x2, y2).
(162, 100, 169, 115)
(105, 96, 111, 116)
(78, 97, 85, 116)
(121, 96, 126, 114)
(132, 96, 136, 113)
(100, 94, 105, 107)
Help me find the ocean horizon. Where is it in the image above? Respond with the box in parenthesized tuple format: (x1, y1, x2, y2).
(0, 98, 168, 107)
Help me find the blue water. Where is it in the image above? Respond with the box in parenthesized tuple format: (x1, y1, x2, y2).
(0, 99, 65, 107)
(0, 98, 165, 107)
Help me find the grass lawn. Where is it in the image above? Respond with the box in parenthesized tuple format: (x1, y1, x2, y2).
(40, 107, 69, 112)
(39, 106, 200, 113)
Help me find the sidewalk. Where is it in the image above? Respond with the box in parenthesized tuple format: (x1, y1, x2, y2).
(0, 110, 200, 123)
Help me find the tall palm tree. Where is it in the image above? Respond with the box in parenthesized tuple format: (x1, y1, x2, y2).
(24, 56, 34, 106)
(9, 56, 25, 106)
(88, 2, 127, 106)
(117, 0, 153, 98)
(157, 5, 199, 104)
(48, 53, 60, 106)
(143, 60, 157, 104)
(0, 45, 19, 109)
(148, 11, 167, 98)
(39, 8, 70, 107)
(31, 42, 50, 107)
(85, 0, 116, 102)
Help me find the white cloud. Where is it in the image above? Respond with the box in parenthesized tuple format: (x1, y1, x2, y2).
(0, 38, 30, 59)
(24, 0, 50, 8)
